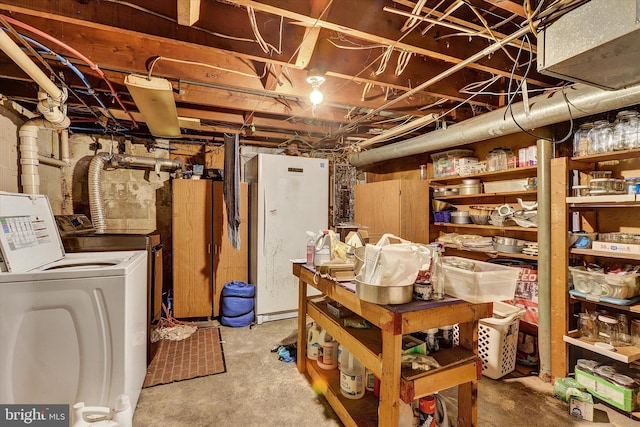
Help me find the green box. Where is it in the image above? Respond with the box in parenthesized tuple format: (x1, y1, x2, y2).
(575, 367, 639, 412)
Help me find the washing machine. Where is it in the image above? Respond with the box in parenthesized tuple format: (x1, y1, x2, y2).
(0, 192, 147, 412)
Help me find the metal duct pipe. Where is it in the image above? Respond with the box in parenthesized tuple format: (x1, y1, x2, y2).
(109, 154, 183, 172)
(350, 82, 640, 166)
(88, 152, 182, 232)
(88, 152, 110, 233)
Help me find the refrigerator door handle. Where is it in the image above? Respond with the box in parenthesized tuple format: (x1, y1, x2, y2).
(263, 186, 268, 256)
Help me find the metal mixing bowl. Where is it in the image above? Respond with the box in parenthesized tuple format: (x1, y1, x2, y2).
(355, 275, 413, 304)
(470, 215, 489, 225)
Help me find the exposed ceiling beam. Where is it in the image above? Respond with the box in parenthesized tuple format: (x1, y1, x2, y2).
(224, 0, 549, 86)
(482, 0, 528, 18)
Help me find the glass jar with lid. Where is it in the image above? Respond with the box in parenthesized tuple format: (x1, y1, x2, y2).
(587, 120, 614, 154)
(613, 110, 640, 150)
(573, 122, 594, 157)
(487, 148, 507, 171)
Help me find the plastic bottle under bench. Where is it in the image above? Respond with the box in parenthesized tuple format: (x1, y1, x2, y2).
(316, 328, 338, 370)
(306, 322, 322, 361)
(339, 346, 365, 399)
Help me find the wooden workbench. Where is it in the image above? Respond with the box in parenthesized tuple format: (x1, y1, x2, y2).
(293, 262, 490, 427)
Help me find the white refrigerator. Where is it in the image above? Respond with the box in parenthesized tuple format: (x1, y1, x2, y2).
(245, 153, 328, 323)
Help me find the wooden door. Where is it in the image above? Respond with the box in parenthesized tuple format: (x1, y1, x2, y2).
(212, 182, 249, 317)
(172, 179, 213, 318)
(354, 180, 402, 240)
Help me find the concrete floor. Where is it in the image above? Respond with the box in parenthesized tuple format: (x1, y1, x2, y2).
(133, 318, 636, 427)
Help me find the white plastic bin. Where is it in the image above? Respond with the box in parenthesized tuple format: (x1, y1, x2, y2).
(441, 257, 520, 303)
(478, 302, 524, 379)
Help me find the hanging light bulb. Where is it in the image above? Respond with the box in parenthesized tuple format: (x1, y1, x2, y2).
(306, 69, 326, 106)
(309, 84, 324, 105)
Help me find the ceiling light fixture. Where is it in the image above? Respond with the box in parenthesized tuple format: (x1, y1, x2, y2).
(306, 69, 326, 105)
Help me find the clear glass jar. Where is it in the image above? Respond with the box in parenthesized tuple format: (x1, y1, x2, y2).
(613, 110, 640, 150)
(487, 148, 507, 171)
(587, 120, 614, 154)
(573, 122, 594, 157)
(598, 314, 620, 345)
(578, 312, 599, 342)
(419, 164, 427, 180)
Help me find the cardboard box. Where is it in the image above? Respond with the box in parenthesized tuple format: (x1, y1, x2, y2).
(575, 367, 640, 412)
(592, 241, 640, 254)
(570, 398, 594, 421)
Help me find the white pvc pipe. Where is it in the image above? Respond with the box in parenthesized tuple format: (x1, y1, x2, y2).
(36, 90, 70, 127)
(61, 129, 69, 164)
(0, 29, 63, 102)
(38, 155, 67, 168)
(19, 118, 69, 193)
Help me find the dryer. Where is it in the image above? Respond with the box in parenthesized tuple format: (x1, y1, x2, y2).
(0, 192, 147, 411)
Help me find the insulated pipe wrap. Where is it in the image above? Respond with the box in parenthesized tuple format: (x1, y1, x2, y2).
(350, 82, 640, 166)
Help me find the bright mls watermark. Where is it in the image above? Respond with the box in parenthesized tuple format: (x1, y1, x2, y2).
(0, 405, 68, 426)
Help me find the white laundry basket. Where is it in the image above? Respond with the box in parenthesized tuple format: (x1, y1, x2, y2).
(478, 302, 525, 379)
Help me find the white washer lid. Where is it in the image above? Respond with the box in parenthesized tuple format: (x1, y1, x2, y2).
(0, 192, 65, 272)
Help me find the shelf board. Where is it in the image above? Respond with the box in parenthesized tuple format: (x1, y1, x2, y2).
(432, 190, 537, 200)
(569, 293, 640, 313)
(400, 352, 479, 403)
(571, 248, 640, 261)
(442, 246, 538, 261)
(567, 194, 639, 207)
(433, 222, 537, 233)
(564, 330, 640, 363)
(305, 359, 378, 427)
(571, 148, 640, 164)
(429, 166, 537, 183)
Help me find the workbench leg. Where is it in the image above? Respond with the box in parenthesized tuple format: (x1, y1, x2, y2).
(456, 318, 480, 427)
(457, 380, 478, 427)
(296, 277, 308, 374)
(378, 331, 402, 427)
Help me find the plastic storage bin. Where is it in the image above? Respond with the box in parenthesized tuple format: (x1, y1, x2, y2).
(478, 302, 524, 379)
(568, 266, 640, 299)
(430, 149, 474, 178)
(441, 257, 519, 303)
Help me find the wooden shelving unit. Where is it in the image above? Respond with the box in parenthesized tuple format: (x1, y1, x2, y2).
(293, 263, 489, 427)
(552, 152, 640, 419)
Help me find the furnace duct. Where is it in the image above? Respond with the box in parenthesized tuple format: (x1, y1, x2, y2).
(349, 82, 640, 167)
(88, 153, 182, 233)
